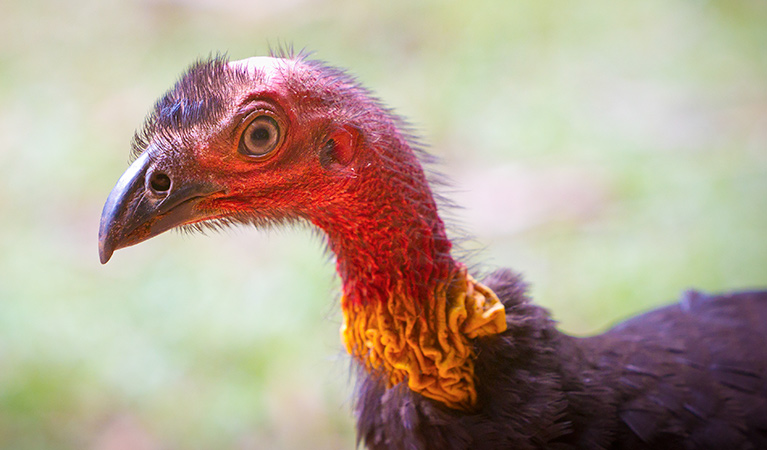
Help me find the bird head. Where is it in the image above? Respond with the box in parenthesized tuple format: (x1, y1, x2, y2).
(99, 54, 419, 264)
(98, 55, 507, 412)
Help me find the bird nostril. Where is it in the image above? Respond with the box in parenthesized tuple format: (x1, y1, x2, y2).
(149, 172, 171, 194)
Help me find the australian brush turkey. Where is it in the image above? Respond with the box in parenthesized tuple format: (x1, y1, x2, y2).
(99, 53, 767, 449)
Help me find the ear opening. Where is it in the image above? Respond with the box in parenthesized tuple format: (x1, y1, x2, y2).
(320, 126, 359, 170)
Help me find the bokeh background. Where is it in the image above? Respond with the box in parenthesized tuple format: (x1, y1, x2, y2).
(1, 0, 766, 448)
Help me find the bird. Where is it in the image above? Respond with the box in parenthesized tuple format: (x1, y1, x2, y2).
(98, 51, 767, 449)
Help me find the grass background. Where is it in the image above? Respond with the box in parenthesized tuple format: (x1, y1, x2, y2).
(1, 0, 766, 448)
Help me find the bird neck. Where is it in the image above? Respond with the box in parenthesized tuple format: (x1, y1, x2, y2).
(312, 141, 507, 410)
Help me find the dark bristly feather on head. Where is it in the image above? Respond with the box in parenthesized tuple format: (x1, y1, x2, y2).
(98, 51, 767, 450)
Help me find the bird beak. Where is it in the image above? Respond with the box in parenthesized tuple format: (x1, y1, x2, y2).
(98, 151, 223, 264)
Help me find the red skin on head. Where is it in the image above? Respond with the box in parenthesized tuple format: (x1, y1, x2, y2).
(191, 57, 458, 306)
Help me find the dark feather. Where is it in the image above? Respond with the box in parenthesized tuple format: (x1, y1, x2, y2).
(353, 273, 767, 449)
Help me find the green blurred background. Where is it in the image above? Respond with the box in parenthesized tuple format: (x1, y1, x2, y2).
(1, 0, 765, 448)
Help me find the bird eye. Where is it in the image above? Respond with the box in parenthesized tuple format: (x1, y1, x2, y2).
(240, 115, 281, 158)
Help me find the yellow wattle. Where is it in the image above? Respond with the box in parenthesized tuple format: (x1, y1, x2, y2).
(340, 266, 507, 410)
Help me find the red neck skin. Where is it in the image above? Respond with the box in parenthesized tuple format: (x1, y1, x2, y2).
(310, 136, 459, 307)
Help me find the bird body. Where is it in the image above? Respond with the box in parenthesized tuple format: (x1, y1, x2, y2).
(99, 53, 767, 449)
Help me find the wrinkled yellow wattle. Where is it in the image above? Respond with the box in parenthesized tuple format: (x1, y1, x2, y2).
(340, 267, 507, 410)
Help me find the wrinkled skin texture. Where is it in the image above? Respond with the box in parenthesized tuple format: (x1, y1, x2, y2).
(100, 53, 767, 449)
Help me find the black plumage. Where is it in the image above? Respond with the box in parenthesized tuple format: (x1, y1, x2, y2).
(356, 270, 767, 449)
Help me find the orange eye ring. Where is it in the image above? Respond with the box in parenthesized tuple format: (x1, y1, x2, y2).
(239, 115, 282, 159)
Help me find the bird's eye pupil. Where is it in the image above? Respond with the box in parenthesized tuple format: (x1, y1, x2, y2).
(240, 115, 281, 158)
(251, 127, 270, 142)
